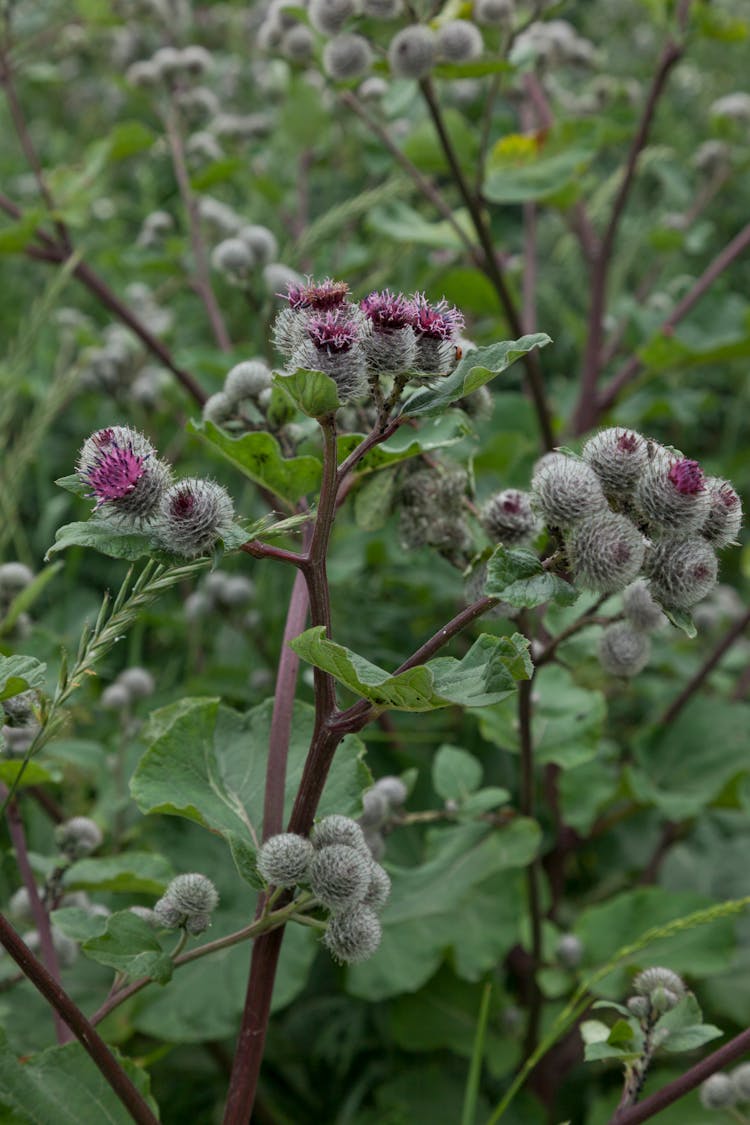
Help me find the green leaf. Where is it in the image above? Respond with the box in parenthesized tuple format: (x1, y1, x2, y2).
(661, 1024, 723, 1053)
(368, 201, 475, 251)
(0, 210, 46, 253)
(433, 745, 483, 801)
(105, 121, 156, 160)
(82, 911, 173, 984)
(0, 654, 47, 702)
(484, 147, 594, 204)
(130, 698, 369, 883)
(0, 760, 55, 787)
(0, 1030, 157, 1124)
(49, 906, 109, 944)
(663, 606, 697, 638)
(608, 1019, 636, 1046)
(188, 419, 321, 506)
(400, 336, 552, 418)
(272, 369, 341, 417)
(337, 411, 470, 475)
(347, 819, 541, 999)
(484, 546, 579, 609)
(479, 664, 606, 769)
(290, 627, 530, 713)
(627, 700, 750, 818)
(354, 470, 397, 531)
(63, 852, 175, 895)
(45, 521, 164, 562)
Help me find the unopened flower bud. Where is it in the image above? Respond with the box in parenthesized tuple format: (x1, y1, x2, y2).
(598, 622, 651, 678)
(436, 20, 484, 62)
(566, 511, 646, 593)
(700, 478, 743, 548)
(218, 575, 255, 608)
(481, 489, 540, 545)
(731, 1063, 750, 1101)
(309, 844, 372, 910)
(118, 667, 155, 699)
(237, 225, 278, 265)
(0, 562, 34, 593)
(646, 536, 718, 610)
(184, 591, 211, 621)
(323, 33, 373, 80)
(362, 0, 402, 17)
(101, 683, 131, 711)
(154, 873, 218, 931)
(180, 45, 213, 77)
(626, 995, 649, 1019)
(622, 580, 666, 633)
(632, 966, 686, 999)
(388, 26, 437, 79)
(281, 23, 315, 63)
(309, 0, 356, 35)
(700, 1073, 736, 1110)
(323, 903, 382, 962)
(555, 933, 583, 969)
(203, 392, 235, 426)
(211, 238, 254, 283)
(224, 360, 273, 403)
(474, 0, 514, 25)
(257, 833, 314, 887)
(156, 478, 235, 558)
(185, 912, 212, 935)
(311, 815, 369, 853)
(55, 817, 103, 859)
(153, 898, 183, 929)
(362, 863, 391, 911)
(373, 775, 408, 808)
(531, 456, 608, 528)
(359, 787, 389, 828)
(581, 428, 649, 498)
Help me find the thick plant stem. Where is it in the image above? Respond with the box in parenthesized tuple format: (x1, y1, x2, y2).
(2, 790, 67, 1044)
(0, 915, 159, 1125)
(418, 76, 554, 452)
(262, 565, 310, 840)
(518, 677, 543, 1058)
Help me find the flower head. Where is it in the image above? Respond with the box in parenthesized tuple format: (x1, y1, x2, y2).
(307, 310, 359, 353)
(77, 426, 170, 523)
(410, 293, 464, 340)
(360, 290, 414, 330)
(285, 277, 350, 310)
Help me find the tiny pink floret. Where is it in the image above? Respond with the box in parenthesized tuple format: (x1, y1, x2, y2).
(87, 445, 145, 504)
(668, 458, 705, 495)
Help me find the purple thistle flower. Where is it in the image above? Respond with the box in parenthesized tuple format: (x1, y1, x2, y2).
(307, 311, 359, 353)
(409, 293, 464, 340)
(360, 290, 414, 331)
(718, 482, 740, 509)
(668, 458, 705, 495)
(86, 444, 146, 505)
(76, 426, 171, 523)
(285, 277, 350, 310)
(616, 431, 640, 454)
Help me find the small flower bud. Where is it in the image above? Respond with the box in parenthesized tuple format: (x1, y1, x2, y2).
(126, 60, 161, 88)
(388, 26, 437, 79)
(646, 536, 718, 610)
(309, 844, 372, 910)
(531, 455, 608, 528)
(0, 562, 34, 594)
(311, 815, 369, 853)
(237, 225, 278, 265)
(700, 478, 743, 548)
(566, 511, 646, 593)
(359, 788, 389, 828)
(632, 966, 686, 999)
(281, 23, 315, 63)
(481, 489, 540, 546)
(363, 828, 386, 861)
(410, 293, 464, 376)
(55, 817, 103, 859)
(203, 392, 236, 427)
(151, 46, 183, 78)
(156, 478, 235, 558)
(626, 995, 649, 1019)
(436, 20, 484, 63)
(153, 898, 183, 929)
(634, 450, 711, 536)
(474, 0, 514, 25)
(622, 580, 666, 633)
(323, 33, 373, 81)
(180, 45, 213, 77)
(185, 912, 212, 935)
(211, 238, 255, 283)
(257, 833, 314, 887)
(309, 0, 356, 35)
(555, 933, 583, 969)
(184, 590, 212, 621)
(154, 874, 218, 930)
(101, 683, 131, 711)
(650, 985, 681, 1014)
(218, 575, 255, 608)
(731, 1063, 750, 1101)
(581, 428, 649, 498)
(373, 776, 408, 808)
(700, 1073, 737, 1110)
(323, 903, 382, 962)
(361, 863, 391, 911)
(598, 622, 651, 678)
(264, 262, 305, 296)
(118, 667, 155, 699)
(224, 360, 273, 403)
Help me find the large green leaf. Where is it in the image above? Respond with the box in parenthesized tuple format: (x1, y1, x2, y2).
(0, 655, 46, 702)
(272, 368, 341, 417)
(485, 546, 579, 609)
(347, 819, 540, 999)
(626, 700, 750, 818)
(130, 698, 369, 882)
(484, 147, 594, 204)
(432, 745, 483, 801)
(63, 852, 175, 895)
(400, 336, 552, 418)
(82, 911, 173, 984)
(0, 1030, 157, 1124)
(479, 664, 606, 769)
(188, 419, 321, 506)
(290, 627, 531, 712)
(45, 517, 250, 563)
